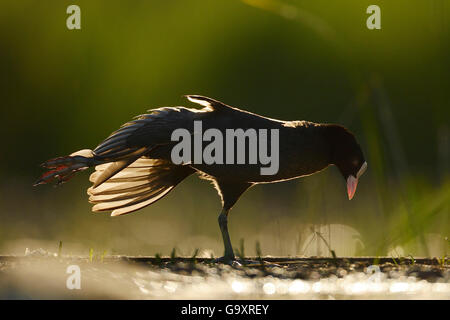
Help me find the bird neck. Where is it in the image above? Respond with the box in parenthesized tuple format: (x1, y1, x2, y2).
(311, 123, 335, 166)
(281, 122, 334, 177)
(317, 123, 349, 166)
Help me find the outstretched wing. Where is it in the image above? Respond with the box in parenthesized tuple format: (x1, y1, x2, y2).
(88, 158, 194, 216)
(90, 96, 230, 188)
(94, 107, 197, 157)
(91, 106, 202, 187)
(185, 95, 235, 112)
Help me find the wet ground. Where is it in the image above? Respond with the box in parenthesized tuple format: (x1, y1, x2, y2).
(0, 254, 448, 299)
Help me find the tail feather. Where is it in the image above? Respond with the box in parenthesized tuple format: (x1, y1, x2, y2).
(34, 149, 95, 186)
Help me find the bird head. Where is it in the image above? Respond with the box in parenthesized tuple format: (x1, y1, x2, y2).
(327, 125, 367, 200)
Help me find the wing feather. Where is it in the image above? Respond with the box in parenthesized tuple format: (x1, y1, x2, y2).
(88, 158, 194, 216)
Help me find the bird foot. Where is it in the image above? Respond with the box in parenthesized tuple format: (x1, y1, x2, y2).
(214, 256, 237, 265)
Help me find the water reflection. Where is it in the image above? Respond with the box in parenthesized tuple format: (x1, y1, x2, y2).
(1, 257, 448, 299)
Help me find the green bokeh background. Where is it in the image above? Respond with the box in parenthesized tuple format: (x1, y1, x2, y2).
(0, 0, 448, 257)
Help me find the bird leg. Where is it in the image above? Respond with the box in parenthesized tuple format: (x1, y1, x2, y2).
(218, 209, 235, 263)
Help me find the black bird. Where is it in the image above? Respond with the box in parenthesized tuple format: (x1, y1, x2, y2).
(35, 95, 367, 262)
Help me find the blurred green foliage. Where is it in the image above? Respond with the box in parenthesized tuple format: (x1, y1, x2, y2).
(0, 0, 448, 256)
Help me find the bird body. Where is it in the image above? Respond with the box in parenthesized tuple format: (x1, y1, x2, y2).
(36, 95, 367, 262)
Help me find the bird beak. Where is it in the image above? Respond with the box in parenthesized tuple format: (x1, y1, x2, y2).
(347, 175, 358, 200)
(347, 161, 367, 200)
